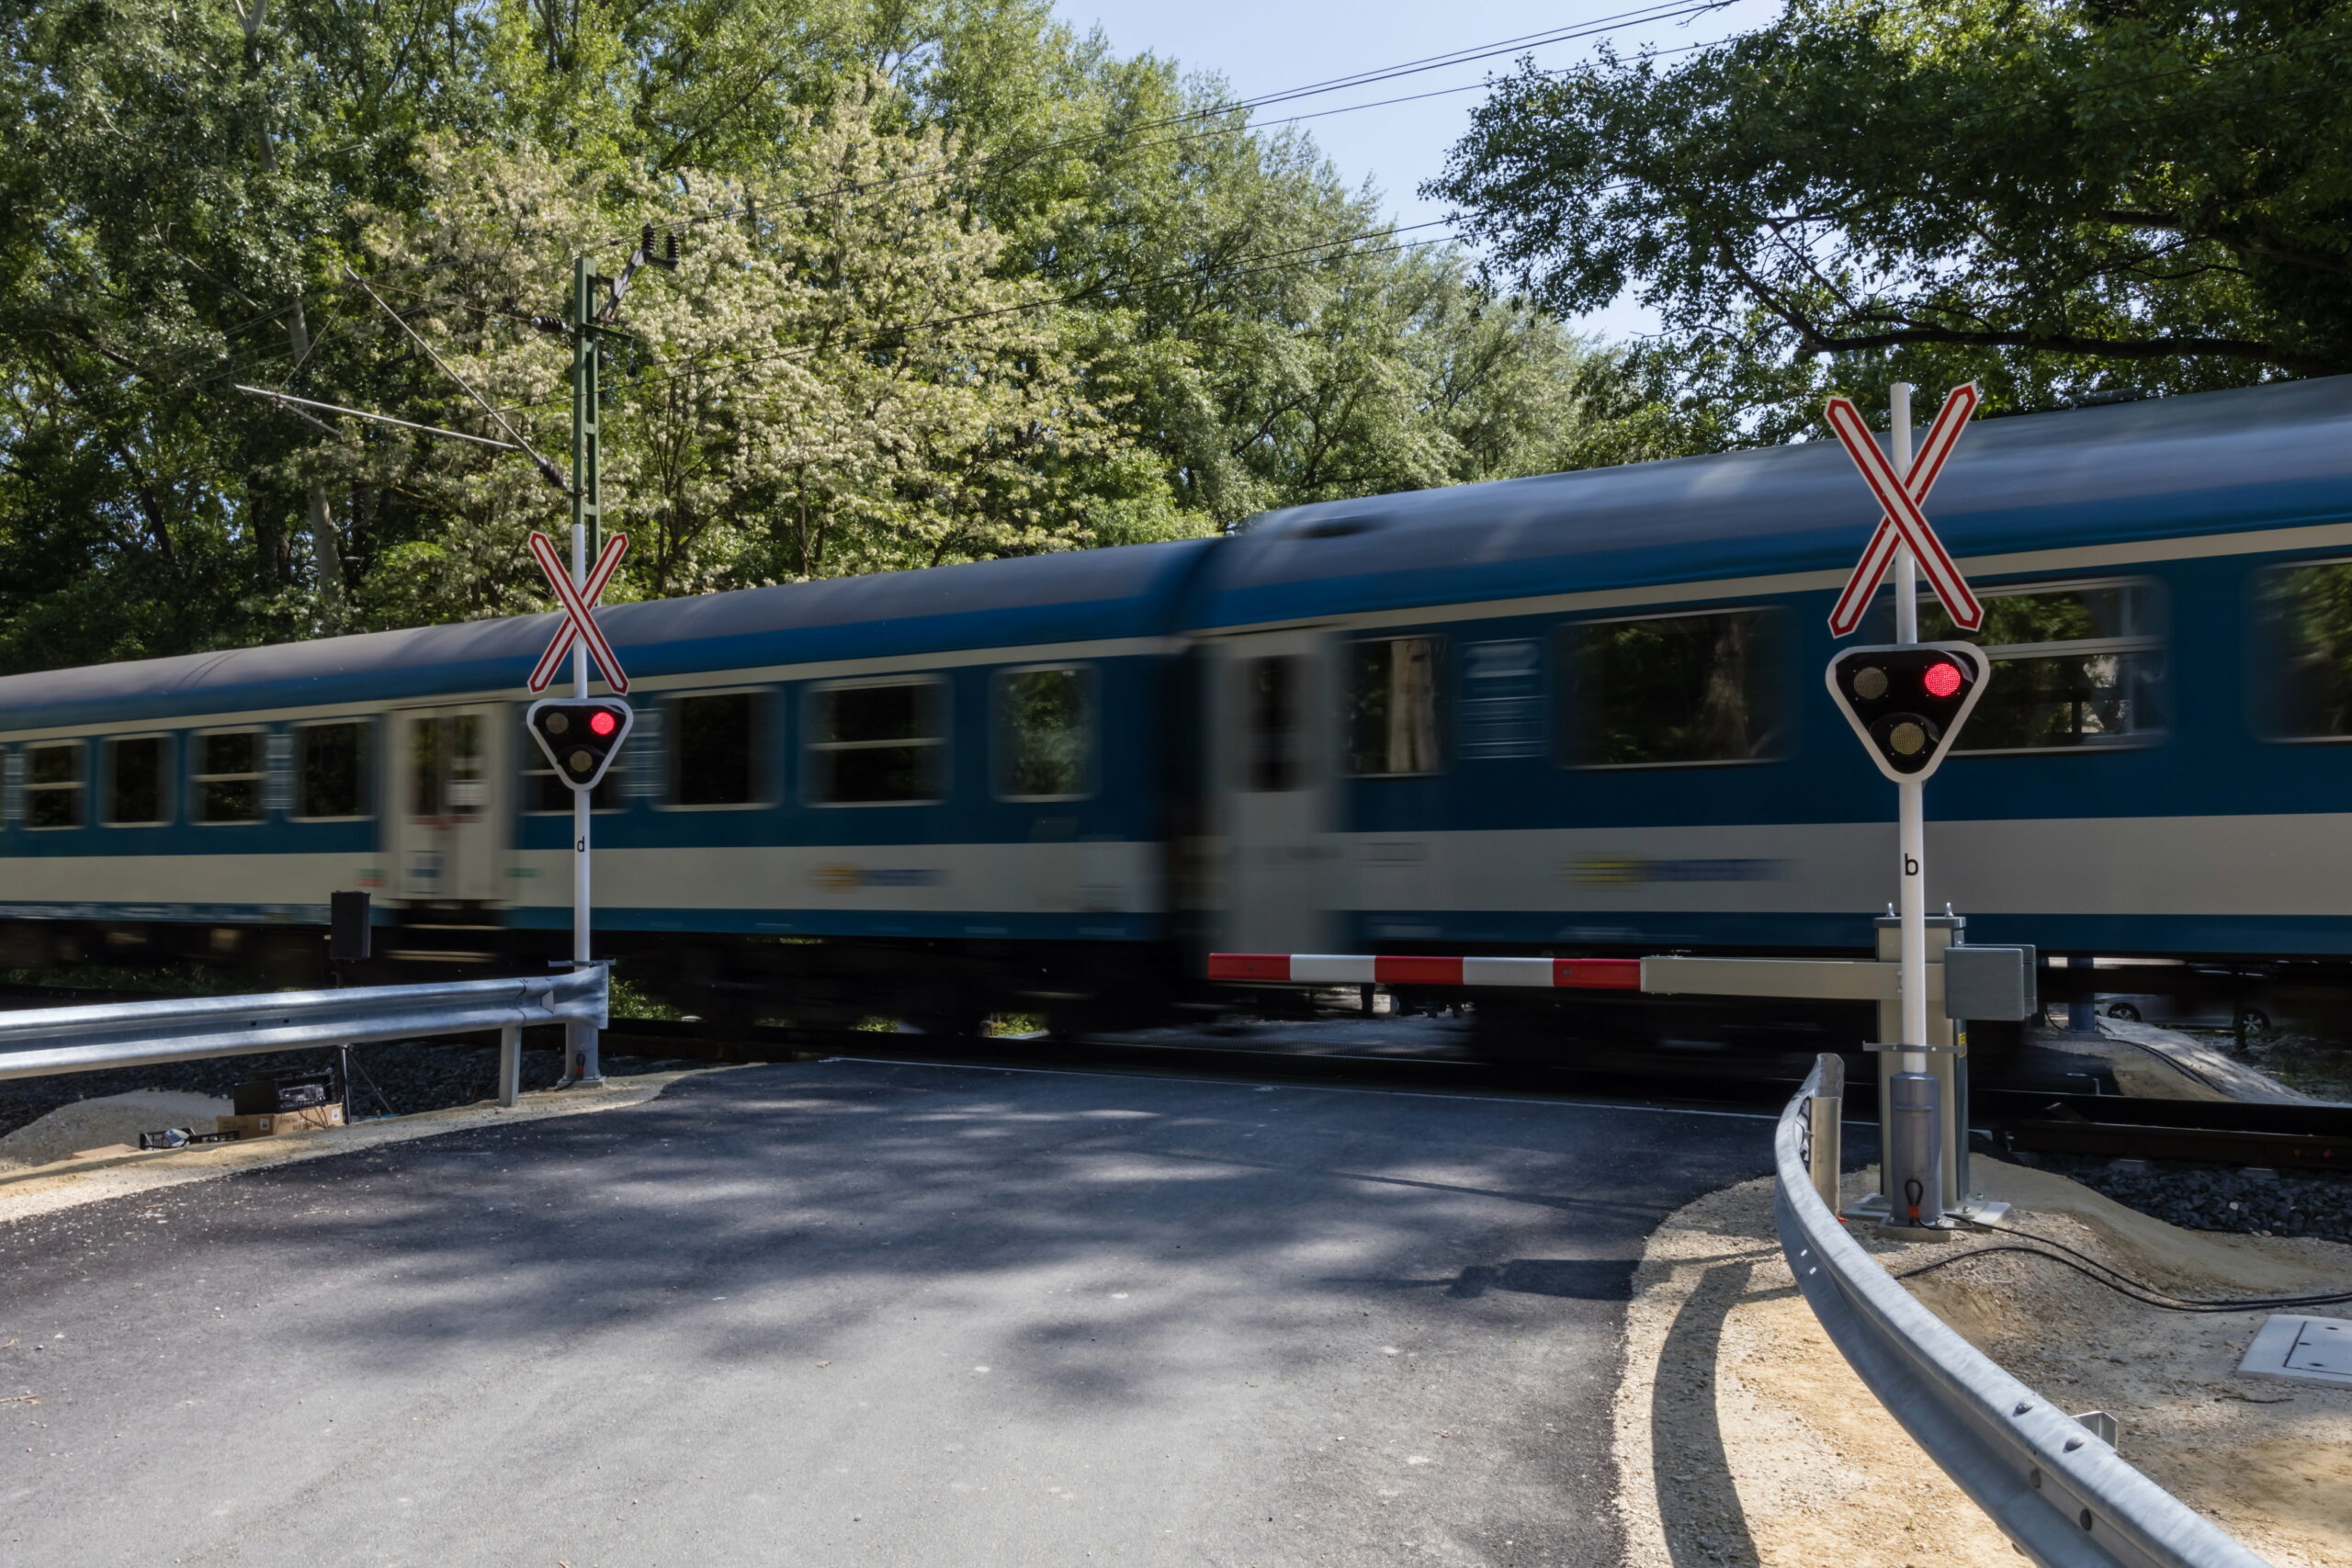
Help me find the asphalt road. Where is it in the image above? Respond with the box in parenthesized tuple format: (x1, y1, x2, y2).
(1, 1056, 1772, 1567)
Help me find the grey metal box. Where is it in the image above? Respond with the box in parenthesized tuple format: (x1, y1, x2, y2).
(1944, 944, 2038, 1021)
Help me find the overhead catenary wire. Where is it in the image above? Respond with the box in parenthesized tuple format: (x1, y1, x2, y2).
(575, 0, 1737, 249)
(232, 385, 521, 449)
(344, 266, 569, 489)
(506, 223, 1473, 414)
(232, 206, 1477, 461)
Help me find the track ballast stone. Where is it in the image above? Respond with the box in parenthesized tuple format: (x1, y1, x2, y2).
(2028, 1150, 2352, 1243)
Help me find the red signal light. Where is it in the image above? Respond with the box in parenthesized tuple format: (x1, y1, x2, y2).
(1921, 660, 1962, 699)
(589, 709, 618, 737)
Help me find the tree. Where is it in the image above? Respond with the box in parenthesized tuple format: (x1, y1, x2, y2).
(351, 84, 1184, 616)
(1430, 0, 2352, 434)
(0, 0, 1641, 673)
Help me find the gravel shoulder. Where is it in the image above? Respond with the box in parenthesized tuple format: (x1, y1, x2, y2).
(1615, 1157, 2352, 1567)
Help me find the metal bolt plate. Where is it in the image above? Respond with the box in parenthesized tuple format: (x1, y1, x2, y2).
(2239, 1314, 2352, 1387)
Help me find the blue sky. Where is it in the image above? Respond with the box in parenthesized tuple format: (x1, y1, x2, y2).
(1046, 0, 1781, 343)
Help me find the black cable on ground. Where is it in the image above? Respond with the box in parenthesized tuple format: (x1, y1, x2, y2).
(1894, 1243, 2352, 1314)
(1967, 1214, 2352, 1307)
(1963, 1219, 2213, 1296)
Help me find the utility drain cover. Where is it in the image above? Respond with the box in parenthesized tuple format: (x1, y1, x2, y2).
(2239, 1315, 2352, 1387)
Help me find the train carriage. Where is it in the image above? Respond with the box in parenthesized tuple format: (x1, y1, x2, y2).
(1189, 373, 2352, 972)
(0, 539, 1216, 1027)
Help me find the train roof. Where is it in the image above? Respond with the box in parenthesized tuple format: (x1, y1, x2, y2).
(0, 537, 1216, 730)
(1195, 373, 2352, 626)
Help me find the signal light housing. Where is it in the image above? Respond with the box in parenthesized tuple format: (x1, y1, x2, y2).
(1826, 642, 1991, 783)
(525, 697, 635, 792)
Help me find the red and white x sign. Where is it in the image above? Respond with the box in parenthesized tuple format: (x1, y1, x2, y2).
(1825, 383, 1984, 635)
(526, 530, 631, 694)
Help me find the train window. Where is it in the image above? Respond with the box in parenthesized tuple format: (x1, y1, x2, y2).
(26, 741, 85, 829)
(672, 692, 765, 807)
(1919, 580, 2165, 750)
(1562, 609, 1788, 767)
(194, 730, 264, 823)
(105, 736, 166, 826)
(1459, 639, 1546, 759)
(995, 666, 1094, 800)
(2256, 561, 2352, 740)
(1342, 637, 1442, 775)
(1241, 656, 1305, 791)
(807, 678, 945, 805)
(294, 721, 371, 819)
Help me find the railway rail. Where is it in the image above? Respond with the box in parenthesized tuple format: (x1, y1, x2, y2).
(594, 1014, 2352, 1172)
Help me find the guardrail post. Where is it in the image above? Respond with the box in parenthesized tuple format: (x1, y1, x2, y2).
(498, 1024, 522, 1108)
(560, 960, 608, 1087)
(1806, 1051, 1844, 1213)
(567, 1018, 601, 1085)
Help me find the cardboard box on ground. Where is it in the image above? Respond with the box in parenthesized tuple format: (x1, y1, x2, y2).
(214, 1104, 345, 1139)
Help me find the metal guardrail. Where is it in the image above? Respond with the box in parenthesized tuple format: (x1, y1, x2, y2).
(1775, 1054, 2274, 1568)
(0, 968, 608, 1109)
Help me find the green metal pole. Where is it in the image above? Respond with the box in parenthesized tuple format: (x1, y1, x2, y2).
(571, 255, 601, 635)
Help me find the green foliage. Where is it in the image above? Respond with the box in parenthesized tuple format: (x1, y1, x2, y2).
(1431, 0, 2352, 439)
(0, 0, 1632, 671)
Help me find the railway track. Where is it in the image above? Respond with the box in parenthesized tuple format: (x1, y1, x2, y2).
(601, 1014, 2352, 1172)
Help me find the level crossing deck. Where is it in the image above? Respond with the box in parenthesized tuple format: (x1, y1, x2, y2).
(1, 1055, 1775, 1566)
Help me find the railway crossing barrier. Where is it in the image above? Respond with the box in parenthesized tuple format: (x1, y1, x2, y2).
(0, 968, 609, 1109)
(1776, 1055, 2274, 1568)
(1210, 922, 2038, 1226)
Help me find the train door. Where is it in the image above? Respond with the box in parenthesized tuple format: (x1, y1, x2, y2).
(387, 705, 508, 904)
(1210, 629, 1340, 953)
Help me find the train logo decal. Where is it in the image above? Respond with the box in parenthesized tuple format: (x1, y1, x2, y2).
(813, 865, 946, 892)
(1566, 855, 1789, 886)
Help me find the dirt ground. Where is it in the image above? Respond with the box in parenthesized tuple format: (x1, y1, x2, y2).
(1614, 1156, 2352, 1568)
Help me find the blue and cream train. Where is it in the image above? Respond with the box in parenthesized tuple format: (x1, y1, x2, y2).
(5, 375, 2352, 1037)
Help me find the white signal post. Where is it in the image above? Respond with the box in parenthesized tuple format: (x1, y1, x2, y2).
(1891, 382, 1929, 1090)
(571, 523, 592, 1077)
(571, 258, 597, 1082)
(525, 522, 630, 1086)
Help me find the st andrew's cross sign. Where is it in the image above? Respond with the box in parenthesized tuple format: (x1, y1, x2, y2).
(526, 529, 631, 694)
(1823, 382, 1984, 636)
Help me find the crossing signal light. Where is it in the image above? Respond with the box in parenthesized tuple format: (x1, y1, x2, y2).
(526, 697, 634, 791)
(1826, 643, 1991, 783)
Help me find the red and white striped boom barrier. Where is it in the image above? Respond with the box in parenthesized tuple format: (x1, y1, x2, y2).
(1208, 953, 1642, 989)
